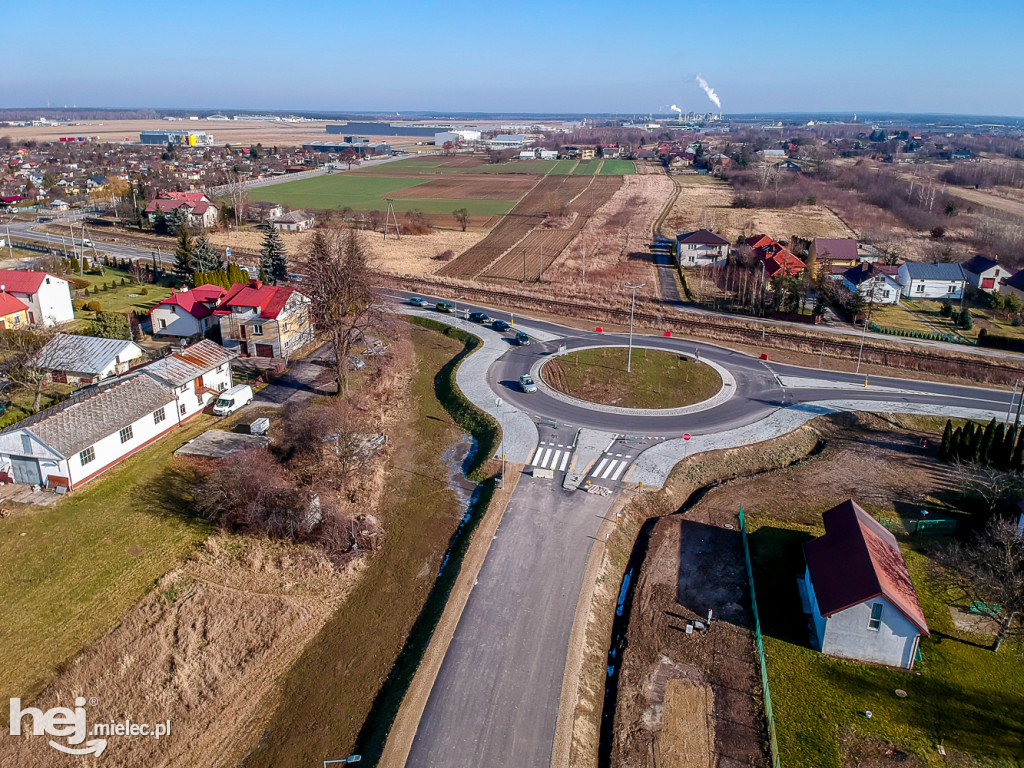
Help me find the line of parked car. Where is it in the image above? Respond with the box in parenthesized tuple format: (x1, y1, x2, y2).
(408, 296, 531, 346)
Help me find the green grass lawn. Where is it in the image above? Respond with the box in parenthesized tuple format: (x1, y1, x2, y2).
(74, 266, 174, 316)
(599, 159, 637, 175)
(549, 158, 580, 174)
(249, 173, 516, 215)
(868, 303, 935, 335)
(541, 347, 722, 408)
(571, 159, 603, 175)
(747, 514, 1024, 767)
(0, 413, 222, 702)
(900, 298, 1024, 343)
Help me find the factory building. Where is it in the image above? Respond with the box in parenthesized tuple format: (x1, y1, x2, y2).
(140, 130, 215, 147)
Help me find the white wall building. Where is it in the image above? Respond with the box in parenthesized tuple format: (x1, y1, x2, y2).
(897, 261, 966, 300)
(0, 270, 74, 326)
(35, 334, 144, 385)
(143, 339, 236, 421)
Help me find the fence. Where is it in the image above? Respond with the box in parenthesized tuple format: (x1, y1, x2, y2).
(738, 505, 782, 768)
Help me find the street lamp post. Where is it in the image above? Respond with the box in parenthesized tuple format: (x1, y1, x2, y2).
(454, 295, 465, 317)
(625, 282, 646, 374)
(495, 397, 504, 488)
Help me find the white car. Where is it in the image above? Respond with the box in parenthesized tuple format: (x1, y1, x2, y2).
(213, 384, 254, 416)
(519, 374, 537, 393)
(409, 296, 429, 307)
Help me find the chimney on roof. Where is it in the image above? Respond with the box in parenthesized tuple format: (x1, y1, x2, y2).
(249, 279, 262, 289)
(180, 285, 188, 292)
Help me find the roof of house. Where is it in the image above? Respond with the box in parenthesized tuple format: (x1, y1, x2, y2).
(35, 334, 141, 375)
(901, 261, 966, 282)
(0, 270, 61, 294)
(4, 373, 174, 457)
(143, 339, 237, 387)
(163, 191, 209, 202)
(764, 249, 806, 277)
(813, 238, 859, 262)
(0, 291, 28, 318)
(216, 281, 301, 319)
(677, 229, 730, 246)
(804, 500, 929, 636)
(152, 284, 227, 319)
(745, 234, 775, 249)
(963, 254, 1000, 276)
(270, 210, 312, 224)
(1003, 270, 1024, 291)
(843, 262, 900, 286)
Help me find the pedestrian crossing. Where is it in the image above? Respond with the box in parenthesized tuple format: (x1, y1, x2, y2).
(528, 441, 575, 473)
(588, 453, 634, 482)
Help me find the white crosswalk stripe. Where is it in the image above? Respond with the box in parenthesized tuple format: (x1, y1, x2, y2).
(559, 451, 571, 472)
(547, 450, 561, 470)
(610, 460, 629, 480)
(538, 448, 552, 468)
(593, 458, 609, 478)
(599, 460, 619, 479)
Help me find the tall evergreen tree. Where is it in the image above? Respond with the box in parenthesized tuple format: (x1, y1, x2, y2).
(260, 226, 288, 283)
(165, 206, 187, 233)
(194, 237, 222, 273)
(968, 422, 984, 463)
(980, 418, 997, 464)
(991, 423, 1006, 466)
(152, 206, 169, 236)
(938, 420, 953, 461)
(950, 426, 964, 462)
(173, 226, 196, 282)
(1013, 428, 1024, 471)
(227, 262, 248, 286)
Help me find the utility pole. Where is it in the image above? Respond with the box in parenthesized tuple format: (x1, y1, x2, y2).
(625, 282, 645, 374)
(1005, 379, 1019, 425)
(539, 244, 544, 282)
(495, 397, 505, 489)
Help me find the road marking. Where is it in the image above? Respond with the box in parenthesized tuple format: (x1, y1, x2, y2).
(610, 461, 628, 481)
(527, 446, 540, 464)
(540, 448, 553, 467)
(593, 458, 609, 478)
(622, 464, 636, 482)
(599, 460, 619, 480)
(547, 450, 561, 470)
(559, 451, 571, 471)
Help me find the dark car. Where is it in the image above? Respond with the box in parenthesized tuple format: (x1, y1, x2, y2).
(436, 301, 454, 313)
(515, 331, 530, 345)
(468, 312, 490, 323)
(492, 320, 511, 332)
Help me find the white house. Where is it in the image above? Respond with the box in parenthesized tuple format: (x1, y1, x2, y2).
(0, 374, 180, 490)
(962, 255, 1013, 293)
(142, 339, 237, 421)
(842, 263, 901, 305)
(801, 500, 929, 669)
(269, 209, 315, 232)
(675, 229, 730, 266)
(0, 269, 75, 326)
(35, 334, 144, 385)
(897, 261, 966, 300)
(150, 284, 227, 338)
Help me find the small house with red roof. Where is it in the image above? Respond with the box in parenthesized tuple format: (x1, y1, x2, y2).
(144, 191, 219, 228)
(746, 236, 806, 283)
(801, 500, 929, 669)
(0, 269, 74, 326)
(215, 280, 313, 359)
(0, 290, 29, 329)
(150, 284, 227, 339)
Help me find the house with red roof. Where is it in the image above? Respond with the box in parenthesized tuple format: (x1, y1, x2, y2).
(144, 191, 219, 228)
(801, 500, 929, 669)
(0, 270, 74, 326)
(215, 280, 313, 359)
(746, 236, 806, 283)
(150, 284, 228, 338)
(0, 290, 29, 329)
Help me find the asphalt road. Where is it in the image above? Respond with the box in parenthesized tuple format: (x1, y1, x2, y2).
(407, 477, 615, 768)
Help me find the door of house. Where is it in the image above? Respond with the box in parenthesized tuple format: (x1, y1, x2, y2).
(982, 277, 995, 290)
(10, 456, 42, 485)
(255, 343, 274, 358)
(239, 325, 246, 339)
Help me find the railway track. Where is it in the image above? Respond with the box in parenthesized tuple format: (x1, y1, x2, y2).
(384, 274, 1024, 381)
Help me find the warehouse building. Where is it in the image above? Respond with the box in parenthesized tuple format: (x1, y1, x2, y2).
(140, 130, 215, 146)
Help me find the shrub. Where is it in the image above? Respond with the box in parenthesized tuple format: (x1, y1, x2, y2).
(91, 285, 99, 295)
(72, 299, 87, 310)
(121, 277, 127, 285)
(85, 300, 103, 312)
(940, 300, 953, 317)
(433, 249, 455, 261)
(1013, 317, 1022, 327)
(67, 277, 90, 290)
(140, 287, 149, 296)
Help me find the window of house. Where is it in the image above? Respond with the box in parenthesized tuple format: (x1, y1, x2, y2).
(158, 318, 167, 329)
(179, 385, 188, 393)
(282, 321, 289, 332)
(79, 446, 95, 465)
(252, 324, 263, 336)
(119, 425, 133, 444)
(868, 602, 883, 630)
(154, 407, 166, 425)
(915, 284, 924, 293)
(45, 277, 50, 285)
(179, 404, 187, 416)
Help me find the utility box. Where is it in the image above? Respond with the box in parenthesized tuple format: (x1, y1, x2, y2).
(250, 418, 270, 436)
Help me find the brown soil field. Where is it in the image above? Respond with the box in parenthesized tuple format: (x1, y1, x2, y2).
(205, 226, 486, 276)
(665, 175, 855, 241)
(387, 174, 536, 200)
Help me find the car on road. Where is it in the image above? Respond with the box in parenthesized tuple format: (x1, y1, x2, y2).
(468, 312, 490, 324)
(491, 320, 511, 332)
(519, 374, 537, 393)
(436, 301, 454, 313)
(515, 331, 530, 346)
(213, 384, 254, 416)
(408, 296, 429, 307)
(82, 238, 93, 248)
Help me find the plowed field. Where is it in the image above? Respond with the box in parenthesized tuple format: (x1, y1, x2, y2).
(387, 174, 537, 200)
(439, 174, 622, 280)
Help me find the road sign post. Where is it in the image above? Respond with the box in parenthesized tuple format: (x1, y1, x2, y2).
(683, 432, 691, 459)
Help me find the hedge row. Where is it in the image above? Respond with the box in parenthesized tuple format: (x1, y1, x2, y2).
(977, 328, 1024, 352)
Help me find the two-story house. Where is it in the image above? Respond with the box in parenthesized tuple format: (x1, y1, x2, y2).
(962, 255, 1013, 294)
(143, 339, 237, 421)
(149, 284, 227, 338)
(675, 229, 730, 266)
(0, 269, 74, 326)
(215, 281, 313, 359)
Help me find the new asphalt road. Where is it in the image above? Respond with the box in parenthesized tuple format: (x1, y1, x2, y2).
(390, 289, 1021, 768)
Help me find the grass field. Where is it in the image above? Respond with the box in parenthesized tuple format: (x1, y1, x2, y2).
(0, 414, 218, 702)
(248, 173, 517, 215)
(549, 158, 580, 174)
(572, 159, 603, 175)
(748, 513, 1024, 767)
(600, 159, 637, 175)
(541, 347, 722, 408)
(74, 266, 174, 316)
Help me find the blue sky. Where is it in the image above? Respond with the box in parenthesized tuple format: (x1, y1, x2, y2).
(5, 0, 1023, 116)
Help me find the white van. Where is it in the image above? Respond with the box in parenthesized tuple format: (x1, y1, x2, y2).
(213, 384, 253, 416)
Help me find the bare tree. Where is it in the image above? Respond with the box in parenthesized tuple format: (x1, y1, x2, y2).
(0, 324, 77, 410)
(949, 459, 1023, 516)
(453, 207, 470, 232)
(935, 516, 1024, 652)
(129, 259, 147, 285)
(299, 228, 383, 396)
(339, 148, 360, 171)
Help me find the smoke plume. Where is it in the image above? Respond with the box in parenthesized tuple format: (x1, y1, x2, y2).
(695, 75, 722, 111)
(670, 104, 682, 119)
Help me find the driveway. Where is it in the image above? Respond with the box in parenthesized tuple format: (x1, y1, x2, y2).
(254, 344, 332, 406)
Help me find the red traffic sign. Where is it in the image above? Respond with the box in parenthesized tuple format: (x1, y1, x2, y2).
(683, 433, 691, 441)
(664, 330, 672, 337)
(596, 326, 603, 333)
